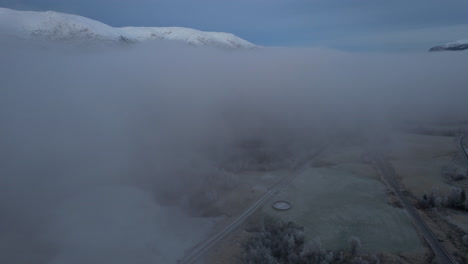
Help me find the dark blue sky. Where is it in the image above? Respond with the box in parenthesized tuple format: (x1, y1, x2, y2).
(2, 0, 468, 51)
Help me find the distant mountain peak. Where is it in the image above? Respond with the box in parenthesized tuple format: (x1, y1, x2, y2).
(429, 39, 468, 52)
(0, 7, 256, 48)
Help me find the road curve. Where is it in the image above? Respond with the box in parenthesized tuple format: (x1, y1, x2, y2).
(178, 147, 325, 264)
(372, 153, 458, 264)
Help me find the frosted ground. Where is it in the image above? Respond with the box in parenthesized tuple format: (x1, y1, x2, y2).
(389, 133, 457, 196)
(264, 155, 424, 255)
(387, 131, 468, 237)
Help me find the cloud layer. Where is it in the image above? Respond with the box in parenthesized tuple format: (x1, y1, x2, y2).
(1, 39, 468, 263)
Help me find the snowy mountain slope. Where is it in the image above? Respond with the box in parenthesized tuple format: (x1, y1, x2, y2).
(0, 7, 256, 48)
(429, 39, 468, 52)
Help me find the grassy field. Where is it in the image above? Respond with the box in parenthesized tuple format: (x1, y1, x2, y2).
(264, 161, 425, 255)
(388, 133, 457, 196)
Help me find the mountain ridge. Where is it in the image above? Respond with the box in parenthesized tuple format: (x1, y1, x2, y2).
(429, 39, 468, 52)
(0, 7, 256, 48)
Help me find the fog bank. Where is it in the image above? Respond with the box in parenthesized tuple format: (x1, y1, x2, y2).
(1, 39, 468, 263)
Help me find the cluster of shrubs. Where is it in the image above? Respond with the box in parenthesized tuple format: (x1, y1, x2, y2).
(441, 165, 467, 182)
(410, 126, 461, 137)
(419, 187, 467, 211)
(244, 221, 380, 264)
(222, 139, 295, 172)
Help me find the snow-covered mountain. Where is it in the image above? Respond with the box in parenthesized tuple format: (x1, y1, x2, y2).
(0, 7, 256, 48)
(429, 39, 468, 52)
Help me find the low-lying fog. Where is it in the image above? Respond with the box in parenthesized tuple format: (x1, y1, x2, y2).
(1, 38, 468, 263)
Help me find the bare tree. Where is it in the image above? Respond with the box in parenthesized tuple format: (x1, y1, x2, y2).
(447, 187, 465, 209)
(463, 235, 468, 246)
(349, 236, 362, 256)
(302, 236, 322, 256)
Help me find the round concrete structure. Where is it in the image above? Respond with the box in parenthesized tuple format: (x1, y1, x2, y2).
(272, 200, 292, 211)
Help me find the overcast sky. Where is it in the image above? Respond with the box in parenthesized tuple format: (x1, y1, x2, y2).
(1, 0, 468, 51)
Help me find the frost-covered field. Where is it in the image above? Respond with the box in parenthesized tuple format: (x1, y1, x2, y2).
(265, 150, 425, 255)
(389, 133, 457, 196)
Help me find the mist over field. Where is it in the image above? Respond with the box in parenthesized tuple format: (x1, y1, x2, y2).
(1, 38, 468, 263)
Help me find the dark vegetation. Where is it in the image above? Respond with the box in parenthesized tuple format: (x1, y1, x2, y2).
(408, 125, 464, 137)
(222, 139, 295, 172)
(441, 164, 467, 182)
(419, 187, 467, 211)
(244, 221, 381, 264)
